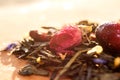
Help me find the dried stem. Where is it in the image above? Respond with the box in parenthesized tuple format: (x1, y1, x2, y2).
(27, 45, 42, 57)
(54, 48, 90, 80)
(86, 67, 92, 80)
(27, 43, 48, 57)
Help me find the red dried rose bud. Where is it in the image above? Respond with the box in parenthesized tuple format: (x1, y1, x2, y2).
(50, 25, 82, 54)
(29, 30, 51, 42)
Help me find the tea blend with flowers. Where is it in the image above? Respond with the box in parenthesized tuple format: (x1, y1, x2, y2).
(3, 20, 120, 80)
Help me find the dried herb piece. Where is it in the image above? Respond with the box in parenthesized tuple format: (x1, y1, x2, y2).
(54, 48, 90, 80)
(19, 64, 49, 76)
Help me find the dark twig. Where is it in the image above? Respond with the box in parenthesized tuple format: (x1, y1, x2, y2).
(54, 48, 90, 80)
(86, 67, 92, 80)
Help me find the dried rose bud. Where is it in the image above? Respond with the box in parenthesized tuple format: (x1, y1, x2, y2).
(29, 30, 51, 42)
(50, 25, 82, 54)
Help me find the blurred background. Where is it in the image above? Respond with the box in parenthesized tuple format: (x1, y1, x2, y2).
(0, 0, 120, 45)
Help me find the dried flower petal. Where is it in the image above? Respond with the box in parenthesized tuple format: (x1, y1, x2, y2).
(93, 58, 107, 64)
(114, 57, 120, 68)
(87, 45, 103, 54)
(50, 25, 82, 54)
(58, 53, 67, 60)
(3, 43, 17, 51)
(36, 57, 41, 63)
(80, 25, 93, 33)
(89, 33, 96, 41)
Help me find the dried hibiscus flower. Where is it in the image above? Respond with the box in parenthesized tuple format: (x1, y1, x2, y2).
(49, 25, 82, 54)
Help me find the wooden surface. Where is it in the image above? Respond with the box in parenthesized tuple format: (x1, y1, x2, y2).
(0, 0, 120, 80)
(0, 51, 50, 80)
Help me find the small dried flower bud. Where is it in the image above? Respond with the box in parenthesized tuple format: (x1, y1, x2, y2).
(114, 57, 120, 68)
(87, 45, 103, 54)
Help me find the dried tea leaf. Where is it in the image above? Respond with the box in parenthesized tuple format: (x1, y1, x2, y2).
(19, 64, 49, 76)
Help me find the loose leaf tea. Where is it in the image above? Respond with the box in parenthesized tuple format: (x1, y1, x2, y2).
(3, 20, 120, 80)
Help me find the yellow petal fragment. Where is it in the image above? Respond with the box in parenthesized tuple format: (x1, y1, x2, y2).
(114, 57, 120, 68)
(58, 53, 67, 60)
(80, 25, 93, 33)
(36, 57, 41, 63)
(87, 45, 103, 54)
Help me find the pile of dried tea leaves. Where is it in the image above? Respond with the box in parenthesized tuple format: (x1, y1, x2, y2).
(3, 20, 120, 80)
